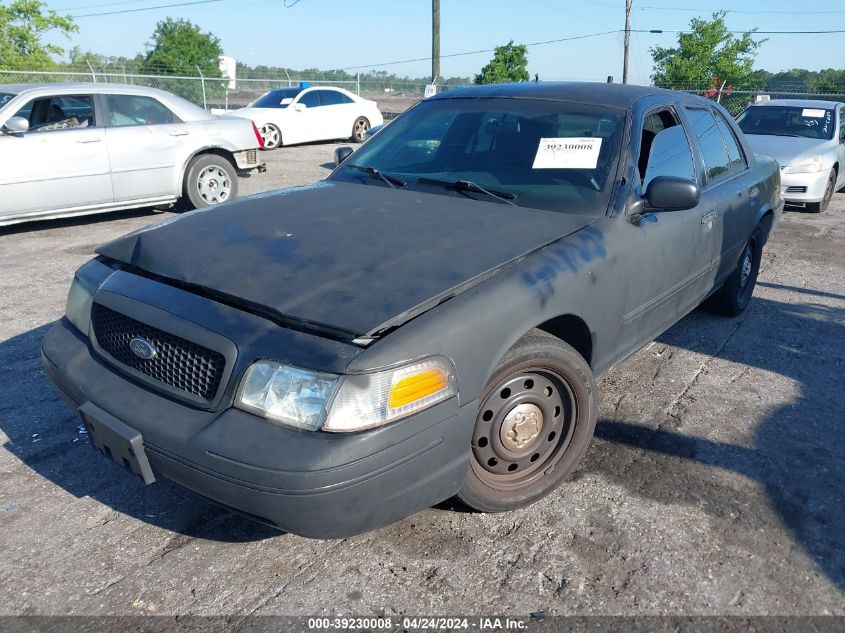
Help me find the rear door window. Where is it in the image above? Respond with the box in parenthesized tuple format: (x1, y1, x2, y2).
(106, 95, 177, 126)
(713, 111, 746, 173)
(319, 90, 353, 106)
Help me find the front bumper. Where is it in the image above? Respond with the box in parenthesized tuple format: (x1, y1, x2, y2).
(41, 318, 475, 538)
(780, 168, 830, 204)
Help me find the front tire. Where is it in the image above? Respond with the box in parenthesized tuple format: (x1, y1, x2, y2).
(258, 123, 282, 150)
(806, 170, 835, 213)
(351, 117, 370, 143)
(704, 226, 763, 316)
(184, 154, 238, 209)
(456, 331, 597, 513)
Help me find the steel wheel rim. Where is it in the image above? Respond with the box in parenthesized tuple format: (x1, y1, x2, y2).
(354, 119, 369, 140)
(196, 165, 232, 204)
(739, 244, 753, 288)
(260, 124, 280, 148)
(470, 368, 577, 491)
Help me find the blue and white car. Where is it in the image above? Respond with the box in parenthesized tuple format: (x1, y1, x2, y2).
(737, 99, 845, 213)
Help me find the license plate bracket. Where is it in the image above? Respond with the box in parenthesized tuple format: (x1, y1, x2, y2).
(79, 402, 156, 484)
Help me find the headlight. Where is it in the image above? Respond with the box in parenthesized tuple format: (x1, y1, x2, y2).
(784, 155, 824, 174)
(323, 356, 457, 432)
(236, 356, 458, 433)
(65, 277, 94, 334)
(236, 361, 340, 431)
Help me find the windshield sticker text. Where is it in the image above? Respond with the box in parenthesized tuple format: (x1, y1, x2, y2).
(532, 137, 602, 169)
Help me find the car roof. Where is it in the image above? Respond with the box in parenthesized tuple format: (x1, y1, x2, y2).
(0, 82, 214, 121)
(749, 98, 843, 109)
(1, 82, 177, 98)
(428, 81, 682, 108)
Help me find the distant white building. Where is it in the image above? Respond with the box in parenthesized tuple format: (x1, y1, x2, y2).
(219, 56, 236, 90)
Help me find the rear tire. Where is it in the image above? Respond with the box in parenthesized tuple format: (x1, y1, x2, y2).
(184, 154, 238, 209)
(258, 123, 282, 150)
(704, 226, 763, 317)
(351, 117, 370, 143)
(806, 171, 835, 213)
(456, 331, 597, 513)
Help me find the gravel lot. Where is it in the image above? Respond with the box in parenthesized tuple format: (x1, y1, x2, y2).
(0, 143, 843, 617)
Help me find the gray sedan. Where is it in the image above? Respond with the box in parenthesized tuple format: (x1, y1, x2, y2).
(737, 99, 845, 212)
(0, 83, 265, 227)
(43, 83, 783, 538)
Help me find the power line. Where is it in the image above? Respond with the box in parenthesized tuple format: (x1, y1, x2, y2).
(70, 0, 302, 18)
(637, 5, 845, 14)
(342, 27, 845, 71)
(71, 0, 224, 17)
(342, 31, 620, 71)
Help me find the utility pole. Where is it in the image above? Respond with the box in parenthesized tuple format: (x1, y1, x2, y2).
(432, 0, 440, 84)
(622, 0, 632, 84)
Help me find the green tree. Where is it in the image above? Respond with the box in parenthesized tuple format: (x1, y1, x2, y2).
(474, 40, 529, 85)
(0, 0, 76, 70)
(141, 18, 222, 77)
(650, 11, 764, 88)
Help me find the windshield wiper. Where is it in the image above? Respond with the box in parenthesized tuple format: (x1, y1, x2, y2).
(348, 164, 406, 188)
(417, 177, 517, 206)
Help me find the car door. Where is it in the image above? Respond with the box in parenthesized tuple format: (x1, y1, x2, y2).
(317, 89, 357, 139)
(837, 105, 845, 190)
(286, 90, 325, 144)
(620, 105, 714, 340)
(681, 105, 759, 289)
(0, 93, 112, 219)
(102, 93, 187, 201)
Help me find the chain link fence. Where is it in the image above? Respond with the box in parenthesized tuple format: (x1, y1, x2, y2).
(0, 68, 469, 117)
(2, 69, 842, 119)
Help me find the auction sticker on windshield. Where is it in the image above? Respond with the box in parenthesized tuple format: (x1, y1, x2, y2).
(802, 108, 826, 118)
(533, 137, 602, 169)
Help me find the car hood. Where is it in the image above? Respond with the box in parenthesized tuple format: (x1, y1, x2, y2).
(743, 134, 832, 167)
(97, 181, 596, 339)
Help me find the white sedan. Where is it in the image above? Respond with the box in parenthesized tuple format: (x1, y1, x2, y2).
(228, 85, 384, 149)
(0, 83, 265, 227)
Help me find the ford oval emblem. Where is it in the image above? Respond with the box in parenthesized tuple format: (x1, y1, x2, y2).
(129, 337, 157, 360)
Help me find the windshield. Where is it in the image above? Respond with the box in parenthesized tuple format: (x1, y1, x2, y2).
(250, 88, 302, 108)
(0, 92, 16, 110)
(737, 105, 835, 140)
(331, 97, 625, 215)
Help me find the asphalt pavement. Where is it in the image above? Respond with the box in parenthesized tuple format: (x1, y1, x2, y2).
(0, 144, 843, 617)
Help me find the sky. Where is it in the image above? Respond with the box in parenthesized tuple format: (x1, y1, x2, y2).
(41, 0, 845, 85)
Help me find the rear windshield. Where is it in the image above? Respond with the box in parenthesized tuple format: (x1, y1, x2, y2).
(250, 88, 302, 108)
(331, 97, 625, 216)
(737, 105, 835, 140)
(0, 93, 16, 109)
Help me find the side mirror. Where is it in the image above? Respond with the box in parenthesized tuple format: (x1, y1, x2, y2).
(2, 116, 29, 135)
(644, 176, 700, 211)
(334, 146, 354, 166)
(363, 124, 384, 140)
(292, 103, 305, 112)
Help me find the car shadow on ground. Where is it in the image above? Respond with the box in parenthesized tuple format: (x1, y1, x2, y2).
(0, 295, 842, 570)
(0, 323, 280, 543)
(0, 208, 164, 236)
(581, 296, 844, 589)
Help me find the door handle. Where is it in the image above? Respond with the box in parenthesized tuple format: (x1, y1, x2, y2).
(701, 210, 717, 224)
(76, 137, 102, 144)
(169, 131, 189, 137)
(748, 185, 760, 199)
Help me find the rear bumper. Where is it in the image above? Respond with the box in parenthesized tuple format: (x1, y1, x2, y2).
(233, 149, 263, 171)
(41, 318, 475, 538)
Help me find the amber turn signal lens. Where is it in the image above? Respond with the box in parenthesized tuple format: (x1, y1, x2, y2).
(388, 369, 449, 409)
